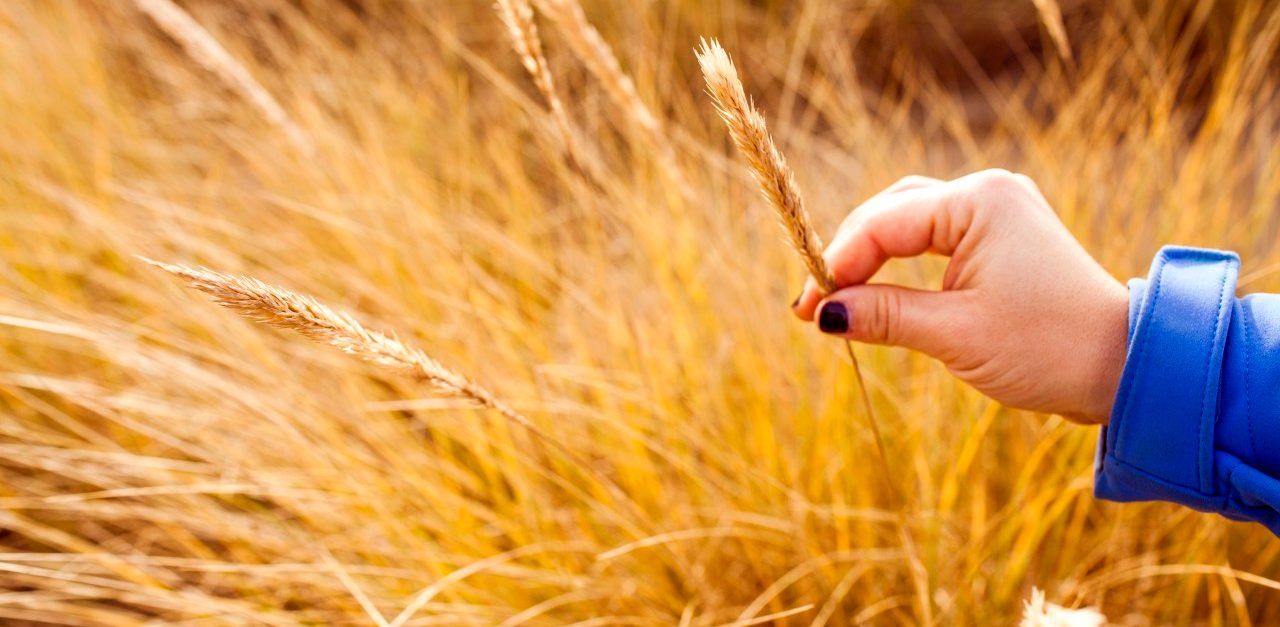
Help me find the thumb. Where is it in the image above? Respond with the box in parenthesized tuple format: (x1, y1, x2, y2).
(814, 284, 965, 357)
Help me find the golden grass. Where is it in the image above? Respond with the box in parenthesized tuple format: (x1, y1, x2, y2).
(2, 0, 1280, 623)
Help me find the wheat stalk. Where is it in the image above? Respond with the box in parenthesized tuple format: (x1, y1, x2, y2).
(695, 36, 889, 485)
(138, 255, 609, 487)
(697, 38, 933, 622)
(139, 258, 526, 421)
(696, 35, 888, 484)
(132, 0, 313, 155)
(141, 257, 651, 538)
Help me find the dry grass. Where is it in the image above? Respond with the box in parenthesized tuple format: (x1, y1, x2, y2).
(2, 0, 1280, 624)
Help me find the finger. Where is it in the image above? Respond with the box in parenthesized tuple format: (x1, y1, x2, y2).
(795, 175, 944, 321)
(823, 176, 978, 288)
(793, 275, 821, 321)
(814, 284, 968, 356)
(796, 169, 1023, 323)
(796, 182, 962, 320)
(833, 175, 944, 237)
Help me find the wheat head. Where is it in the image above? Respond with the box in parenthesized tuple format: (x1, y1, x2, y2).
(1031, 0, 1074, 63)
(138, 257, 531, 429)
(696, 38, 834, 293)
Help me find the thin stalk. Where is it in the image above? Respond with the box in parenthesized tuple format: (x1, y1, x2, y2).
(696, 38, 932, 623)
(140, 257, 648, 537)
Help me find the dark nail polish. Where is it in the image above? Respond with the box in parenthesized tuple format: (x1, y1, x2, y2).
(818, 302, 849, 334)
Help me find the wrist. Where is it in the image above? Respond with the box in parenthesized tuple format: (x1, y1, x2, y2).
(1079, 279, 1129, 424)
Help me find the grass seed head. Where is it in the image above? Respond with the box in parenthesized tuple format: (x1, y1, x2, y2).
(696, 38, 835, 294)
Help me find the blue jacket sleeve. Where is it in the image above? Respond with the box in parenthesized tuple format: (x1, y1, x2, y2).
(1095, 245, 1280, 534)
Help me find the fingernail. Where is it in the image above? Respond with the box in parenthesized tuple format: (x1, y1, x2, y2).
(790, 293, 801, 309)
(818, 302, 849, 334)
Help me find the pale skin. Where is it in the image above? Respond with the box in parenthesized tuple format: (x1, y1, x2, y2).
(793, 169, 1129, 424)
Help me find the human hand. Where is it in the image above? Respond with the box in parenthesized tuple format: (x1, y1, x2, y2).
(793, 169, 1128, 424)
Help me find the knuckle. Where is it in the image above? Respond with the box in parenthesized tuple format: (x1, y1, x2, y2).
(1012, 172, 1038, 192)
(859, 290, 901, 345)
(971, 168, 1022, 194)
(887, 175, 932, 193)
(968, 169, 1040, 217)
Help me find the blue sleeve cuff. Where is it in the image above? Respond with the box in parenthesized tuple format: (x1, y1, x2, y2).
(1094, 246, 1239, 513)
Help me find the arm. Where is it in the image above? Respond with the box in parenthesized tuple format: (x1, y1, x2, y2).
(792, 170, 1280, 533)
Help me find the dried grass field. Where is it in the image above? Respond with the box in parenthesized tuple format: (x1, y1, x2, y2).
(2, 0, 1280, 624)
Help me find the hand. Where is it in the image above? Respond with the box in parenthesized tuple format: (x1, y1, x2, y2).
(793, 169, 1128, 424)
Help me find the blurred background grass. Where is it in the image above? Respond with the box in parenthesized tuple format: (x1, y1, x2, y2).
(1, 0, 1279, 623)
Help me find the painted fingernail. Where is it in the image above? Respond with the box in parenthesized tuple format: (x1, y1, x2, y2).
(818, 302, 849, 334)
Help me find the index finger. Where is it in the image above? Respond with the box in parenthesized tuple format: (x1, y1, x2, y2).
(793, 178, 973, 320)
